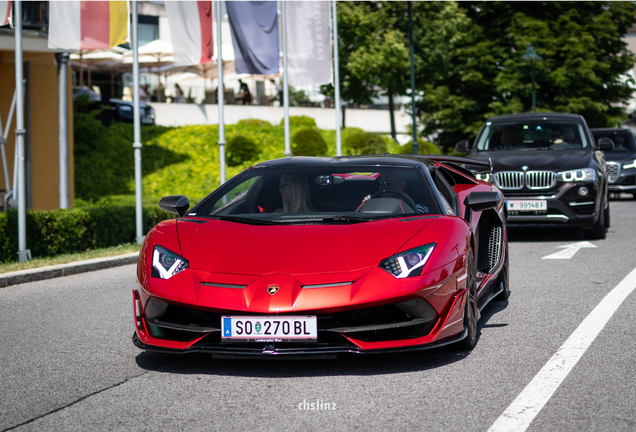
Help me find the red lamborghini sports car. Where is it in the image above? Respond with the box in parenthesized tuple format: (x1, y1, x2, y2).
(133, 155, 509, 358)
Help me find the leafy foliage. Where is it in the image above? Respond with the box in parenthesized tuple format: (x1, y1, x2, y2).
(292, 129, 328, 156)
(73, 101, 182, 201)
(398, 140, 442, 155)
(280, 115, 317, 129)
(418, 1, 636, 151)
(226, 135, 260, 167)
(344, 132, 389, 155)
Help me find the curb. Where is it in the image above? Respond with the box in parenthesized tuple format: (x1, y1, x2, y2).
(0, 252, 139, 288)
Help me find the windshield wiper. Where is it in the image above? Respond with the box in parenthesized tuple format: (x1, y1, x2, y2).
(321, 215, 371, 223)
(217, 215, 278, 225)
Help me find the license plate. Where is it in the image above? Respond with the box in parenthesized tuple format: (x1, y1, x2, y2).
(221, 315, 317, 342)
(506, 200, 547, 212)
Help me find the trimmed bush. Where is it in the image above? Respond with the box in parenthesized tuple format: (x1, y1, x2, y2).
(226, 135, 260, 167)
(344, 132, 389, 155)
(0, 206, 174, 263)
(237, 119, 271, 128)
(398, 140, 442, 155)
(291, 128, 328, 156)
(281, 115, 317, 129)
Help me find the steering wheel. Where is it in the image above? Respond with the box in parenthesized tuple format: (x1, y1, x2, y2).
(370, 189, 417, 212)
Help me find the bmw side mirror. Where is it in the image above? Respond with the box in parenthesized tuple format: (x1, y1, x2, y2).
(455, 140, 470, 153)
(464, 191, 503, 225)
(596, 137, 614, 151)
(159, 195, 190, 217)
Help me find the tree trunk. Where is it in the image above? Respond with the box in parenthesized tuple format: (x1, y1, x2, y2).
(388, 87, 396, 141)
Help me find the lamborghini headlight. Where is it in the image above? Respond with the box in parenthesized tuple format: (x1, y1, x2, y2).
(557, 168, 596, 182)
(475, 173, 493, 183)
(151, 245, 188, 279)
(623, 159, 636, 169)
(380, 243, 435, 279)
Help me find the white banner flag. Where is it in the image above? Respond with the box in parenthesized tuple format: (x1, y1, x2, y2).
(165, 1, 213, 66)
(286, 1, 332, 87)
(0, 0, 12, 26)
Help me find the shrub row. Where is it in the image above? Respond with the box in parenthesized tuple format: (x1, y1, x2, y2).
(0, 206, 173, 263)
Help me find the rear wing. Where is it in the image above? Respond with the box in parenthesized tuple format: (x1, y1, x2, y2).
(416, 155, 493, 177)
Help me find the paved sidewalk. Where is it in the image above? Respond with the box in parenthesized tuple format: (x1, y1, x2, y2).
(0, 252, 139, 288)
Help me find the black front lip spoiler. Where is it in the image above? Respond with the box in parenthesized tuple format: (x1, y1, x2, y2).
(132, 329, 468, 358)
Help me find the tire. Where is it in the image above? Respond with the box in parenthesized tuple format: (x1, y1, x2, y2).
(495, 237, 510, 301)
(585, 200, 607, 240)
(604, 203, 610, 229)
(455, 246, 479, 350)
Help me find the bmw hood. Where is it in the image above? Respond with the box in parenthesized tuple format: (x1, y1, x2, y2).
(468, 150, 593, 172)
(176, 217, 436, 275)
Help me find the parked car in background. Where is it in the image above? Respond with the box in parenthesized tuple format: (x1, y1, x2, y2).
(73, 87, 155, 126)
(133, 155, 509, 357)
(109, 99, 155, 125)
(590, 128, 636, 200)
(457, 113, 613, 239)
(72, 85, 101, 102)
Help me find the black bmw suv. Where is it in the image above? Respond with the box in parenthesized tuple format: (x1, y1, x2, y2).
(457, 113, 613, 239)
(590, 128, 636, 200)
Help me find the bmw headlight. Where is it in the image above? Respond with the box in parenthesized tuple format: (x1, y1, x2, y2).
(380, 243, 435, 279)
(151, 245, 188, 279)
(557, 168, 596, 182)
(623, 159, 636, 169)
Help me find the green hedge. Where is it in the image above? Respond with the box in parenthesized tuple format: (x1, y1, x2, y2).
(292, 128, 328, 156)
(0, 206, 173, 263)
(398, 140, 442, 155)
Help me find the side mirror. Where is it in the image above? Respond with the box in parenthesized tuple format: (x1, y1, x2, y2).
(464, 191, 503, 225)
(596, 137, 615, 151)
(159, 195, 190, 217)
(455, 140, 470, 153)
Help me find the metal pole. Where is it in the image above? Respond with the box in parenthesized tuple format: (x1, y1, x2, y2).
(216, 0, 226, 184)
(531, 59, 536, 113)
(14, 1, 29, 261)
(132, 1, 144, 244)
(408, 1, 417, 155)
(282, 1, 291, 157)
(332, 0, 342, 156)
(56, 52, 69, 209)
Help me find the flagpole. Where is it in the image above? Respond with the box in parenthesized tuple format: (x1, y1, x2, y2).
(216, 0, 226, 184)
(132, 0, 144, 244)
(408, 1, 417, 155)
(282, 1, 290, 157)
(14, 0, 29, 262)
(332, 0, 342, 156)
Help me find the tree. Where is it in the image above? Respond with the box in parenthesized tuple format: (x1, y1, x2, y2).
(418, 1, 636, 152)
(325, 2, 470, 141)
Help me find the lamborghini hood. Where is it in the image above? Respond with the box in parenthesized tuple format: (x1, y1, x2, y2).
(176, 217, 437, 275)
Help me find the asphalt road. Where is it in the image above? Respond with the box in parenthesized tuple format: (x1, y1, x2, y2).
(1, 199, 635, 432)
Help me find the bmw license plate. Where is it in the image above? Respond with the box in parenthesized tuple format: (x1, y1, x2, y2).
(506, 200, 547, 212)
(221, 315, 317, 342)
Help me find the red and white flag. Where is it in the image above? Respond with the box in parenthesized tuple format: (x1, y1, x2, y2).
(165, 1, 213, 66)
(0, 1, 11, 26)
(48, 1, 128, 50)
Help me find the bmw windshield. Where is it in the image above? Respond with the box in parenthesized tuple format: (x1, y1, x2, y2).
(475, 120, 590, 151)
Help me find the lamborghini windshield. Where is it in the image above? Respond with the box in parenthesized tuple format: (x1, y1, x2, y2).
(188, 165, 441, 223)
(475, 120, 590, 151)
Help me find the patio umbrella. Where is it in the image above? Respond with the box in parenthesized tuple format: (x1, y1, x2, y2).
(122, 40, 175, 101)
(70, 47, 128, 87)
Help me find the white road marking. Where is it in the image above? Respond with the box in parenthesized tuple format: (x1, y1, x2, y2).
(541, 241, 597, 260)
(487, 266, 636, 432)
